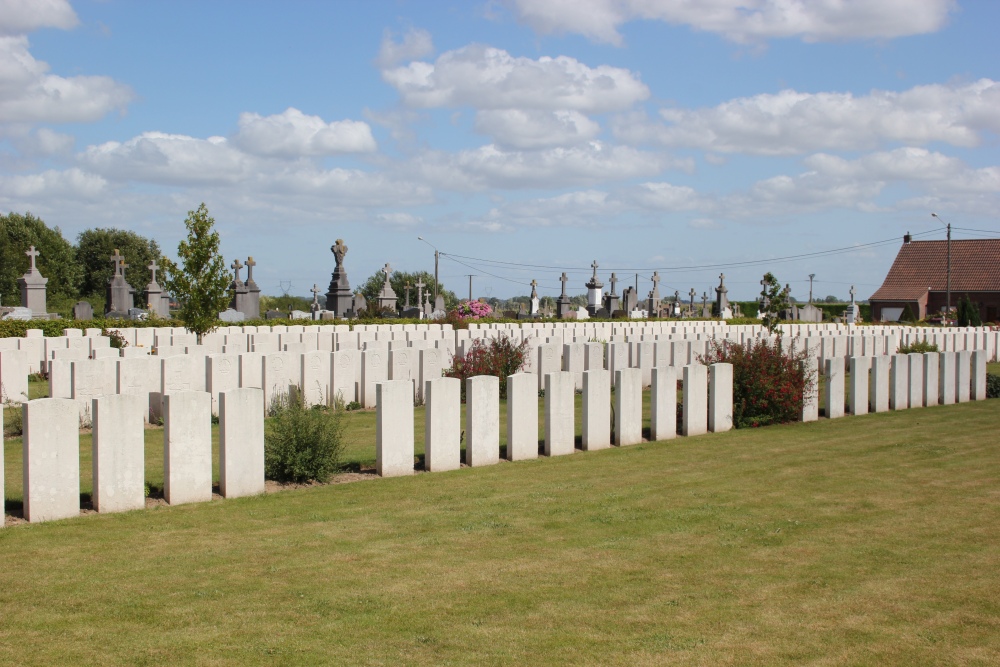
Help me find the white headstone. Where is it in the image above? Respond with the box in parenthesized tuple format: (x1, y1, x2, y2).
(708, 363, 733, 432)
(424, 377, 461, 472)
(682, 365, 708, 436)
(376, 380, 414, 477)
(92, 393, 146, 513)
(22, 398, 80, 522)
(544, 371, 575, 456)
(219, 388, 265, 498)
(582, 369, 610, 451)
(650, 366, 677, 440)
(615, 367, 643, 446)
(163, 391, 212, 505)
(466, 375, 500, 466)
(506, 372, 538, 461)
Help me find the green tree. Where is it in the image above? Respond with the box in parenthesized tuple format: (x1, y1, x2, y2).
(957, 295, 982, 327)
(76, 228, 161, 300)
(162, 204, 231, 340)
(758, 272, 790, 335)
(0, 212, 81, 309)
(358, 269, 458, 311)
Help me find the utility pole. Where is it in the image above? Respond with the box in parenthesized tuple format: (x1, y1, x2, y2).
(931, 213, 951, 324)
(417, 236, 440, 307)
(808, 274, 815, 304)
(466, 275, 476, 301)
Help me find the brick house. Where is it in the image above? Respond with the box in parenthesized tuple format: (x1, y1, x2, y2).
(869, 235, 1000, 323)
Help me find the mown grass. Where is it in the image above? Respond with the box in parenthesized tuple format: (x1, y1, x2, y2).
(1, 396, 998, 665)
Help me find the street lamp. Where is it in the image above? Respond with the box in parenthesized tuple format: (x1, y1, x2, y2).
(416, 236, 439, 308)
(931, 213, 951, 325)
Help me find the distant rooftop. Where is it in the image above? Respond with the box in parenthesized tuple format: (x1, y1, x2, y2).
(870, 238, 1000, 301)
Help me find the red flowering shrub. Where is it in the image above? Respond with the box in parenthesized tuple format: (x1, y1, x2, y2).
(700, 337, 816, 428)
(444, 333, 530, 399)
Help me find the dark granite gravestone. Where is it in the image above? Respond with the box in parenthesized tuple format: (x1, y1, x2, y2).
(73, 301, 94, 321)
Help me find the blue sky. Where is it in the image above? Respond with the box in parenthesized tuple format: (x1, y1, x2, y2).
(1, 0, 998, 302)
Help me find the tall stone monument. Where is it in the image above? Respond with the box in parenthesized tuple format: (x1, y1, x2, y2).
(646, 272, 662, 315)
(228, 258, 248, 313)
(376, 263, 398, 312)
(325, 239, 354, 318)
(556, 272, 572, 318)
(242, 256, 261, 319)
(144, 259, 170, 318)
(105, 249, 136, 316)
(18, 246, 48, 317)
(529, 279, 540, 315)
(844, 285, 861, 324)
(604, 272, 620, 314)
(714, 273, 731, 318)
(622, 286, 637, 314)
(585, 261, 603, 316)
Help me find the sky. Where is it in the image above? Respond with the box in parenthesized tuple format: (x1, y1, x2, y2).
(1, 0, 998, 303)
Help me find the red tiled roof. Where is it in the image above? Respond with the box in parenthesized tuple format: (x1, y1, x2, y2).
(870, 239, 1000, 301)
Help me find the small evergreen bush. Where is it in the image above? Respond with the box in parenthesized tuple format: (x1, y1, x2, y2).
(700, 337, 816, 428)
(264, 394, 346, 483)
(444, 333, 530, 399)
(899, 340, 939, 354)
(987, 374, 1000, 399)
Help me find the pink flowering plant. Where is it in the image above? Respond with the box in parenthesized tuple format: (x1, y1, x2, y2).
(452, 300, 493, 320)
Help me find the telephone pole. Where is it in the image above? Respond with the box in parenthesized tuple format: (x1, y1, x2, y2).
(466, 275, 476, 301)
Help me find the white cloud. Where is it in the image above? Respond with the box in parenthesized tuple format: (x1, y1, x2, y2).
(0, 36, 133, 123)
(0, 0, 78, 36)
(376, 27, 434, 68)
(11, 126, 74, 156)
(82, 132, 251, 185)
(233, 108, 376, 157)
(613, 79, 1000, 155)
(474, 109, 600, 149)
(0, 167, 107, 199)
(410, 141, 667, 190)
(382, 44, 649, 112)
(507, 0, 955, 46)
(622, 181, 705, 211)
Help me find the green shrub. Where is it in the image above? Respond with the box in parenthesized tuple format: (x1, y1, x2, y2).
(899, 340, 939, 354)
(987, 374, 1000, 399)
(444, 333, 530, 399)
(700, 338, 816, 428)
(264, 394, 346, 483)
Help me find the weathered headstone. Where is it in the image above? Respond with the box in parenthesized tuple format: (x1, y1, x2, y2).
(325, 240, 355, 318)
(105, 248, 136, 315)
(72, 301, 94, 321)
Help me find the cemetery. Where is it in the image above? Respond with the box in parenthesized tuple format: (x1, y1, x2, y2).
(2, 226, 999, 664)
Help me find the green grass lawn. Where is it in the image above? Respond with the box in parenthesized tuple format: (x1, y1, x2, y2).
(1, 397, 999, 665)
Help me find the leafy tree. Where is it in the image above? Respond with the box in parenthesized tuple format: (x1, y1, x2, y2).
(957, 295, 982, 327)
(0, 212, 81, 307)
(77, 228, 160, 298)
(758, 272, 790, 334)
(823, 295, 840, 303)
(358, 269, 458, 311)
(161, 203, 231, 340)
(259, 294, 313, 314)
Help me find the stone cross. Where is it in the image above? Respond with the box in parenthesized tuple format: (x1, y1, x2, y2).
(559, 272, 569, 297)
(719, 273, 725, 284)
(404, 282, 411, 308)
(111, 249, 125, 277)
(245, 256, 256, 282)
(849, 285, 856, 304)
(689, 288, 696, 303)
(415, 278, 425, 307)
(702, 292, 708, 310)
(530, 279, 538, 298)
(609, 272, 618, 296)
(591, 260, 599, 278)
(311, 283, 320, 305)
(231, 258, 243, 282)
(25, 245, 40, 271)
(382, 263, 393, 284)
(148, 259, 159, 283)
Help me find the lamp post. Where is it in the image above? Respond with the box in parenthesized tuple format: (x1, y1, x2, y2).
(416, 236, 440, 308)
(931, 213, 951, 325)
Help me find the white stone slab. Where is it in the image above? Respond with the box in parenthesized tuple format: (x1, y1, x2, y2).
(682, 365, 708, 436)
(922, 352, 940, 407)
(650, 366, 677, 440)
(708, 363, 733, 432)
(870, 355, 890, 413)
(262, 351, 298, 411)
(506, 372, 538, 461)
(907, 353, 924, 408)
(971, 350, 987, 401)
(889, 355, 909, 410)
(163, 391, 213, 505)
(219, 388, 265, 498)
(92, 394, 146, 513)
(582, 369, 611, 451)
(536, 343, 562, 391)
(424, 377, 461, 472)
(544, 371, 575, 456)
(22, 398, 80, 522)
(71, 359, 117, 423)
(955, 350, 971, 403)
(48, 358, 73, 399)
(939, 351, 956, 405)
(206, 354, 240, 415)
(466, 375, 500, 466)
(361, 344, 389, 408)
(300, 350, 332, 407)
(0, 350, 29, 404)
(331, 349, 359, 405)
(848, 356, 870, 415)
(824, 358, 845, 419)
(417, 347, 444, 404)
(376, 380, 414, 477)
(614, 368, 642, 446)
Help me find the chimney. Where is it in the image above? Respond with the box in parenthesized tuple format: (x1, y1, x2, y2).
(903, 231, 912, 244)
